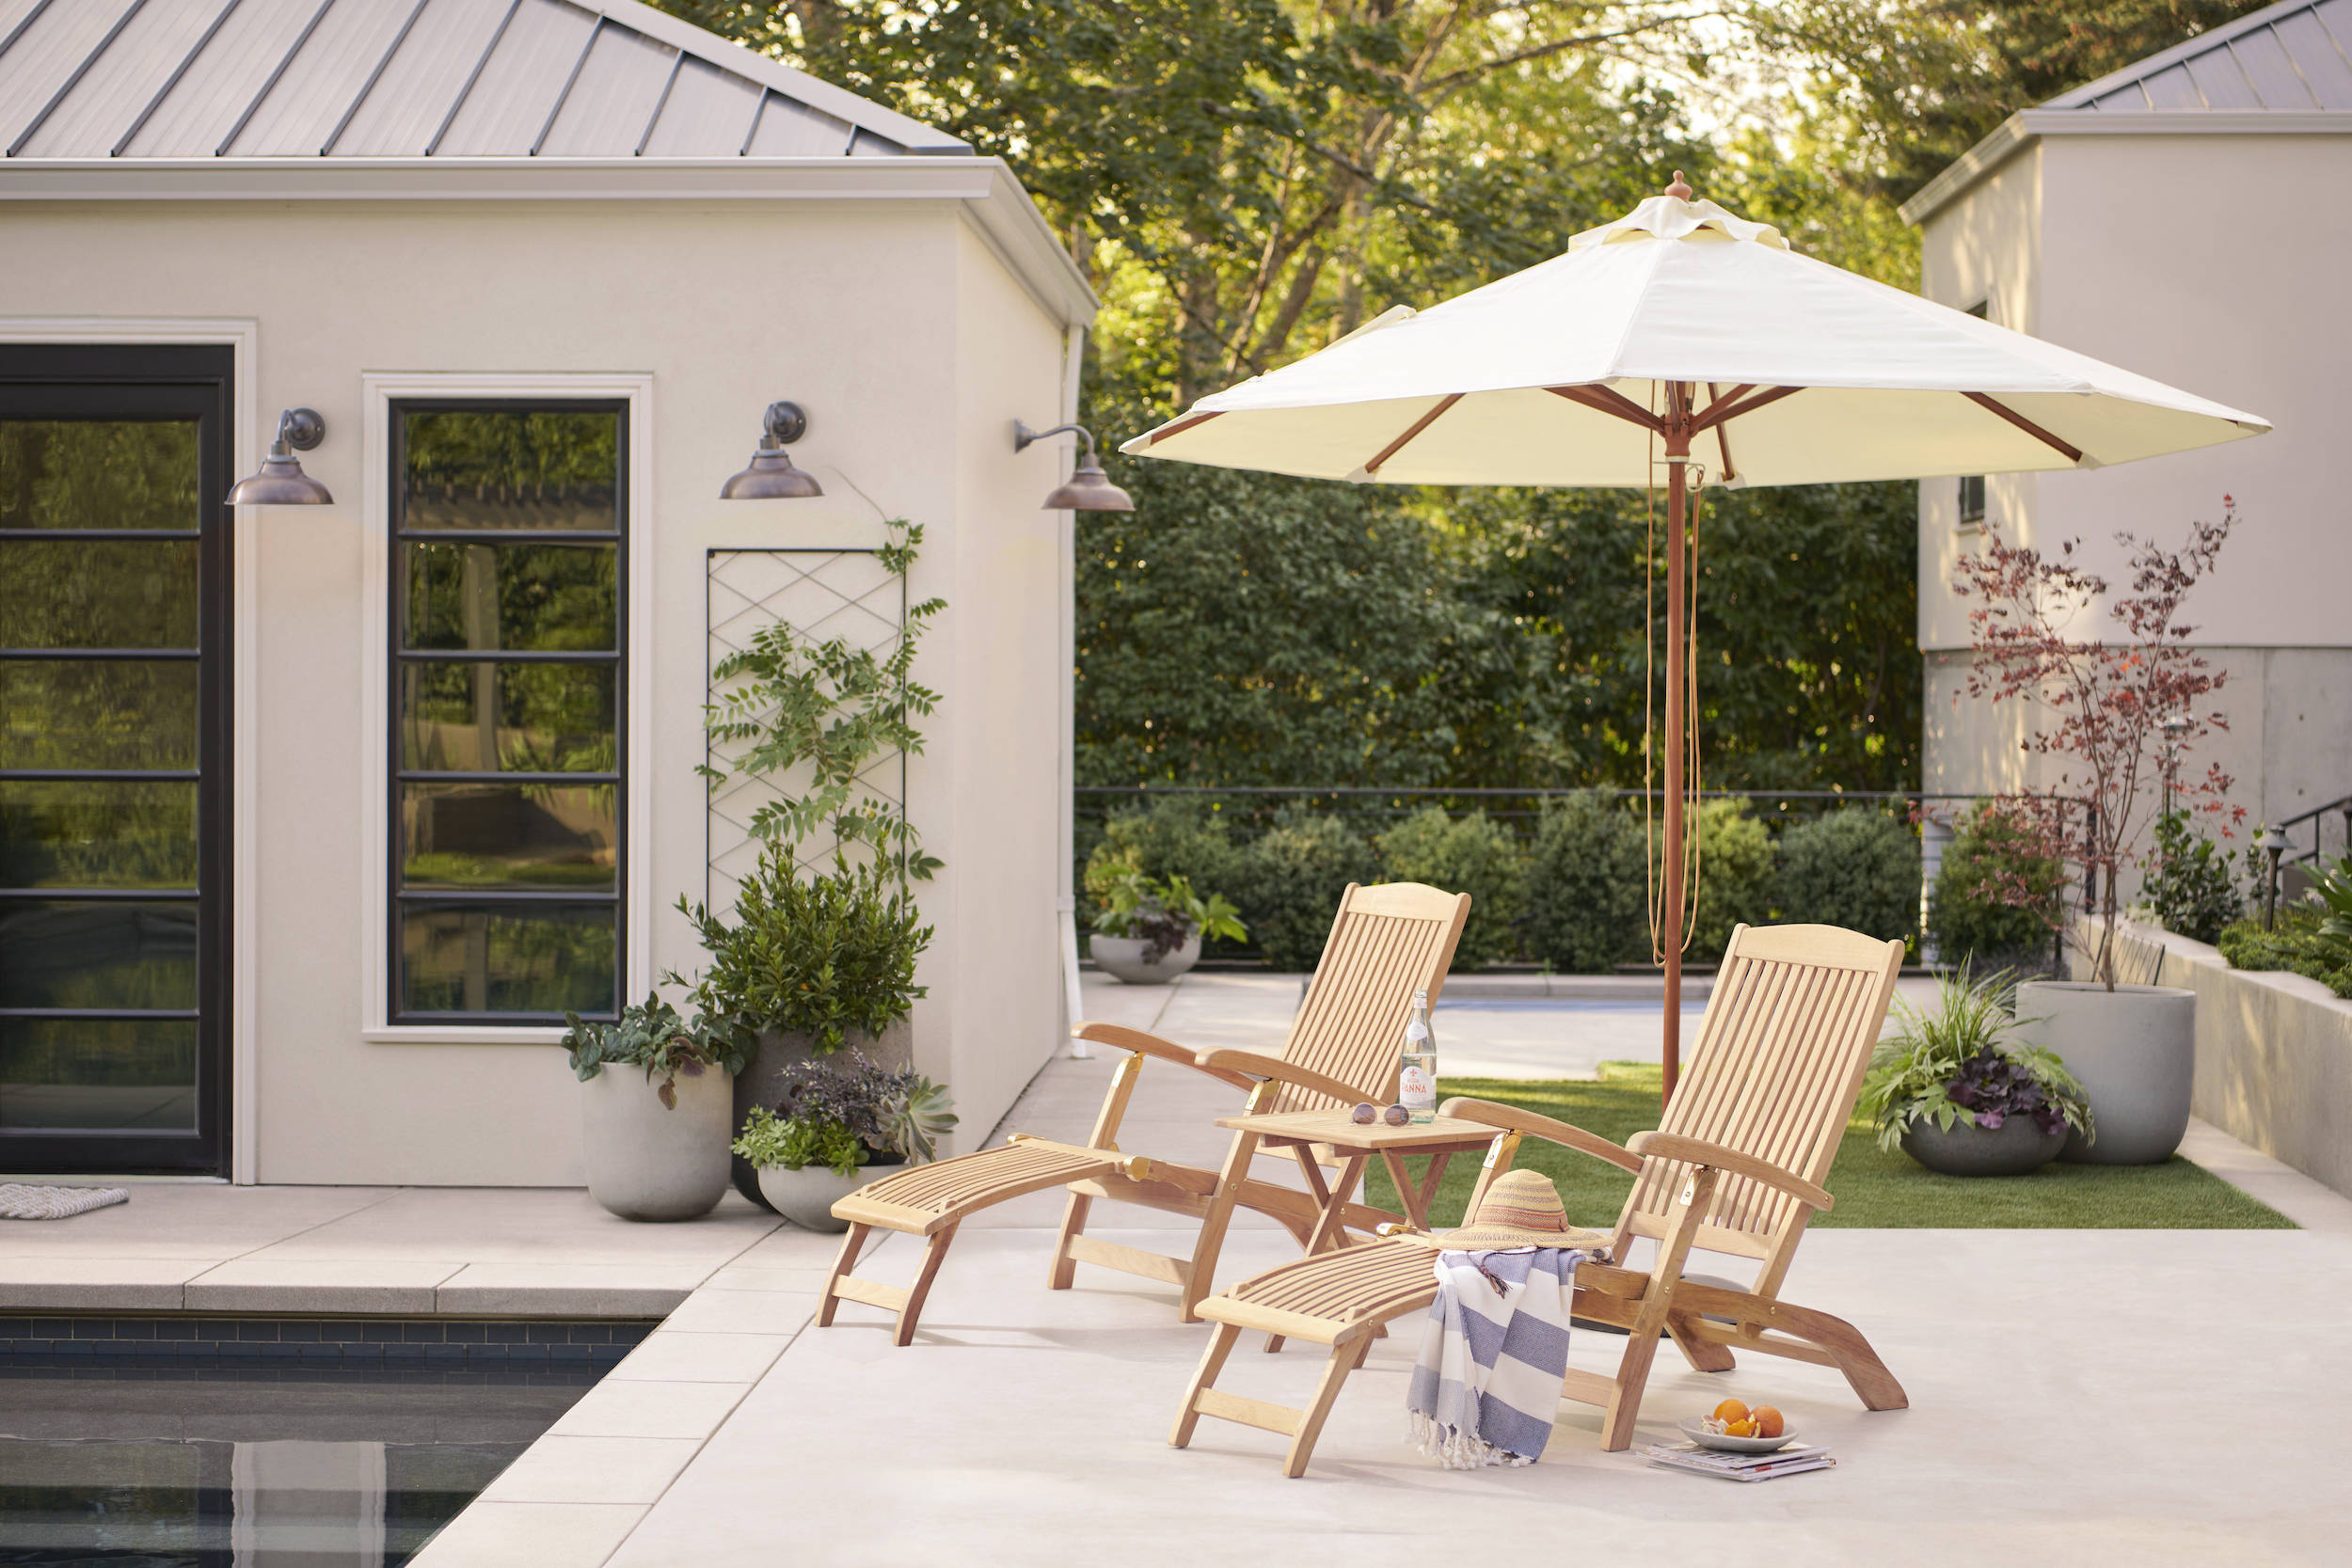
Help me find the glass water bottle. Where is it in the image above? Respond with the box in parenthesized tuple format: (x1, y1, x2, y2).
(1399, 989, 1438, 1124)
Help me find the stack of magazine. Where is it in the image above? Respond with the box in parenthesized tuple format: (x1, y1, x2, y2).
(1640, 1441, 1835, 1481)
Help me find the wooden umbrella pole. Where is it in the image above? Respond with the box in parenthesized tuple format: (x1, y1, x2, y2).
(1661, 386, 1692, 1103)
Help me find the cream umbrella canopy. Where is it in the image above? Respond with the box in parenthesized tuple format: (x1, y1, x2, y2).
(1121, 174, 2268, 1098)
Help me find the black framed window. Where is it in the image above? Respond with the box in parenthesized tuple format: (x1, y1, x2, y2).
(1958, 300, 1989, 526)
(389, 403, 625, 1024)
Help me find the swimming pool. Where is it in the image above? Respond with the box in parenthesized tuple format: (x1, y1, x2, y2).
(0, 1314, 650, 1565)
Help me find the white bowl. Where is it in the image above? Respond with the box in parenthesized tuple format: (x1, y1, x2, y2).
(1677, 1415, 1798, 1453)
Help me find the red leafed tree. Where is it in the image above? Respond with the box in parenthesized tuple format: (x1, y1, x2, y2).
(1953, 499, 2245, 990)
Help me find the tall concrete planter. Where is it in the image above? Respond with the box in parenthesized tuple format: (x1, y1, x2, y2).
(580, 1065, 733, 1221)
(730, 1020, 914, 1212)
(2015, 980, 2196, 1165)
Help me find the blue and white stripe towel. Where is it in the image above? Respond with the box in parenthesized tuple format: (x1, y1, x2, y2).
(1406, 1246, 1596, 1468)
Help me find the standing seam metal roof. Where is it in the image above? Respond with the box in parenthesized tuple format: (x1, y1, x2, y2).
(0, 0, 969, 161)
(2042, 0, 2352, 112)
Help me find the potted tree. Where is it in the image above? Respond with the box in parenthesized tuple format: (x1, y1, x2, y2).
(1859, 969, 2093, 1177)
(1087, 865, 1247, 984)
(731, 1053, 957, 1230)
(1951, 499, 2242, 1164)
(558, 994, 753, 1221)
(677, 848, 932, 1208)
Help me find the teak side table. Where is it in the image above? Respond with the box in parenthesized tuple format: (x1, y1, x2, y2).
(1212, 1109, 1501, 1257)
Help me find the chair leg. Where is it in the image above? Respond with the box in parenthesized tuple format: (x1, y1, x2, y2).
(1667, 1310, 1737, 1373)
(1046, 1190, 1092, 1291)
(1181, 1131, 1260, 1323)
(894, 1220, 960, 1347)
(1172, 1322, 1243, 1449)
(1284, 1337, 1364, 1479)
(818, 1224, 872, 1329)
(1599, 1318, 1665, 1451)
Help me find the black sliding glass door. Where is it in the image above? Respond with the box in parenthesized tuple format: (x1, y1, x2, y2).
(0, 345, 233, 1175)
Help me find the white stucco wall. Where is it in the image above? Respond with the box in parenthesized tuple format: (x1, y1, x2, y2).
(0, 194, 1074, 1183)
(1915, 132, 2352, 832)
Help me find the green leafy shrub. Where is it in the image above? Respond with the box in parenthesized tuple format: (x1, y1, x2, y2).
(558, 993, 751, 1108)
(1374, 807, 1525, 969)
(1773, 808, 1919, 945)
(1228, 812, 1378, 971)
(675, 848, 933, 1053)
(1686, 800, 1775, 963)
(1927, 800, 2062, 972)
(2139, 809, 2242, 943)
(1083, 800, 1250, 954)
(1520, 792, 1646, 973)
(1088, 866, 1246, 961)
(2218, 901, 2352, 1001)
(731, 1051, 957, 1177)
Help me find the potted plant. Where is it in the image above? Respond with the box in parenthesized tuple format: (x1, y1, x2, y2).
(676, 847, 934, 1208)
(558, 994, 753, 1221)
(1859, 969, 2094, 1177)
(1087, 865, 1247, 984)
(1951, 499, 2243, 1164)
(732, 1052, 957, 1230)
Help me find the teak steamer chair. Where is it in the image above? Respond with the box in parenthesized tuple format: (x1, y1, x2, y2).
(1171, 922, 1910, 1477)
(818, 882, 1472, 1345)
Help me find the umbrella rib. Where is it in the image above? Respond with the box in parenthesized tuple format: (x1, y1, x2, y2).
(1362, 394, 1462, 476)
(1142, 410, 1223, 446)
(1688, 384, 1800, 434)
(1963, 392, 2083, 465)
(1545, 383, 1663, 433)
(1706, 384, 1738, 483)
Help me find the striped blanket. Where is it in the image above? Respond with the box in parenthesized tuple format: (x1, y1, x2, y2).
(1406, 1247, 1596, 1469)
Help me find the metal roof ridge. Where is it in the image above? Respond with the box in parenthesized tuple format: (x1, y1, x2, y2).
(2041, 0, 2334, 110)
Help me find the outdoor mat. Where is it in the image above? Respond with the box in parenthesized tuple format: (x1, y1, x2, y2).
(0, 1183, 131, 1221)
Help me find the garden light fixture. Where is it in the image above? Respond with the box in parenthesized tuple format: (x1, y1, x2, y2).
(721, 401, 822, 499)
(226, 407, 332, 505)
(1014, 420, 1133, 511)
(2261, 824, 2295, 929)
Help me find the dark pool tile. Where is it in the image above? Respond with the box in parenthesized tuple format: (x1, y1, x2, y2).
(31, 1318, 76, 1338)
(0, 1317, 30, 1338)
(548, 1343, 593, 1362)
(401, 1322, 446, 1343)
(236, 1322, 278, 1342)
(2, 1340, 53, 1355)
(563, 1323, 610, 1345)
(442, 1322, 486, 1343)
(484, 1323, 530, 1344)
(90, 1341, 136, 1357)
(276, 1321, 321, 1343)
(523, 1323, 569, 1345)
(71, 1319, 117, 1339)
(217, 1342, 261, 1358)
(382, 1343, 425, 1360)
(361, 1322, 405, 1343)
(47, 1340, 94, 1356)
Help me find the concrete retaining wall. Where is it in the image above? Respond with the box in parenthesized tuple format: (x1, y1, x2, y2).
(2071, 918, 2352, 1197)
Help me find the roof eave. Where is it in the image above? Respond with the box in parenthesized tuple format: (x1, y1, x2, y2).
(1900, 107, 2352, 227)
(0, 154, 1095, 326)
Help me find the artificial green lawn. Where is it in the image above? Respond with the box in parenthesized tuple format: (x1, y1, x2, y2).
(1362, 1063, 2293, 1231)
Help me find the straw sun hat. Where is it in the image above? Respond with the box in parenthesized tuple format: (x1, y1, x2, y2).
(1436, 1169, 1612, 1252)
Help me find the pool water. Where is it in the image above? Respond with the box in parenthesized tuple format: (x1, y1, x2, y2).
(0, 1316, 647, 1566)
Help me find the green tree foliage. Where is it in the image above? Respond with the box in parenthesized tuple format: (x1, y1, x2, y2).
(2140, 809, 2243, 944)
(1227, 813, 1379, 970)
(1927, 801, 2064, 970)
(1773, 808, 1921, 944)
(1520, 792, 1647, 974)
(1686, 799, 1776, 963)
(1375, 808, 1525, 970)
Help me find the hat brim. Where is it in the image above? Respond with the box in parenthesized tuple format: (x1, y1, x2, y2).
(1435, 1223, 1613, 1253)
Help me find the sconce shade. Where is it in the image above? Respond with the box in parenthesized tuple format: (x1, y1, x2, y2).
(227, 407, 332, 505)
(721, 401, 822, 499)
(1043, 462, 1134, 512)
(720, 447, 824, 499)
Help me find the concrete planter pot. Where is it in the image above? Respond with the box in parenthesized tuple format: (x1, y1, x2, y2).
(1900, 1115, 2067, 1177)
(2016, 980, 2196, 1165)
(580, 1065, 733, 1222)
(731, 1022, 914, 1212)
(1089, 932, 1201, 985)
(756, 1158, 908, 1231)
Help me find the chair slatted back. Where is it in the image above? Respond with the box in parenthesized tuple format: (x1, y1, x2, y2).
(1267, 882, 1470, 1115)
(1618, 924, 1904, 1270)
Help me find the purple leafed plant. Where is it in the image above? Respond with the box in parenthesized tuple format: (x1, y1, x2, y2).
(1944, 1048, 2071, 1136)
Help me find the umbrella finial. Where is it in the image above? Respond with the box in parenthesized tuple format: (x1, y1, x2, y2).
(1665, 169, 1692, 201)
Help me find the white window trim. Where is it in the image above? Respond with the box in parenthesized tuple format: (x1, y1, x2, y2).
(0, 317, 261, 1179)
(358, 372, 654, 1045)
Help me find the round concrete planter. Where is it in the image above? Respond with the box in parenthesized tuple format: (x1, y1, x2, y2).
(2015, 980, 2196, 1165)
(756, 1158, 909, 1231)
(1089, 932, 1201, 985)
(1900, 1115, 2067, 1177)
(580, 1065, 732, 1222)
(731, 1022, 914, 1212)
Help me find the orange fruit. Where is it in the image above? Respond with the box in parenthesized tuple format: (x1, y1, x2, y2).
(1723, 1418, 1757, 1437)
(1710, 1399, 1749, 1424)
(1752, 1406, 1785, 1439)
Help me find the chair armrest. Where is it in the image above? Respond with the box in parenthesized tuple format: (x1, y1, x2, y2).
(1438, 1096, 1643, 1175)
(1624, 1131, 1834, 1213)
(1191, 1048, 1366, 1107)
(1073, 1022, 1256, 1091)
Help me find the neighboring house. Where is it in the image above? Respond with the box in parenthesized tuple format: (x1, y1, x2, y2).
(0, 0, 1097, 1184)
(1901, 0, 2352, 858)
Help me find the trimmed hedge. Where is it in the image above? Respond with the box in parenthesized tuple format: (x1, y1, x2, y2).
(1375, 807, 1524, 970)
(1926, 801, 2061, 972)
(1774, 808, 1920, 945)
(1520, 792, 1648, 973)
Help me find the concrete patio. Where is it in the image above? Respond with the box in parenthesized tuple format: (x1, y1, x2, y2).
(8, 970, 2350, 1565)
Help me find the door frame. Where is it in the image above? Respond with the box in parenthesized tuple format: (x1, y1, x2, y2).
(0, 320, 258, 1181)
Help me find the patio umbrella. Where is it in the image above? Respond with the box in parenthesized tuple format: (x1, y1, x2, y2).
(1121, 174, 2269, 1098)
